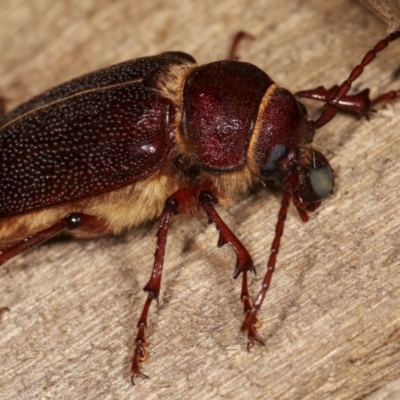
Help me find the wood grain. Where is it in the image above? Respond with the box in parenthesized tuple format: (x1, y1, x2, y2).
(358, 0, 400, 31)
(1, 1, 400, 399)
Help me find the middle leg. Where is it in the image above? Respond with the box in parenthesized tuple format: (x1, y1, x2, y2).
(199, 190, 259, 344)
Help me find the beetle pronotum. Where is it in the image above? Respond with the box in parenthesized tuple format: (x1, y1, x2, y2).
(0, 31, 399, 383)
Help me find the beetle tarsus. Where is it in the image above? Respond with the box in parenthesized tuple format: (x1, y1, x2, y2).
(131, 371, 149, 386)
(370, 89, 400, 107)
(244, 320, 264, 350)
(242, 310, 264, 351)
(131, 338, 149, 385)
(246, 335, 265, 352)
(130, 200, 175, 382)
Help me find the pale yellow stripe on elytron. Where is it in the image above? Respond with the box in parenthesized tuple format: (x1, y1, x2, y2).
(163, 64, 199, 159)
(246, 83, 279, 174)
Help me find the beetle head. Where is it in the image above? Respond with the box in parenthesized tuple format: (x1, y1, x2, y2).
(252, 89, 334, 209)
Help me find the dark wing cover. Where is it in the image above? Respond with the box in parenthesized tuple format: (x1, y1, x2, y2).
(0, 52, 195, 126)
(0, 52, 196, 218)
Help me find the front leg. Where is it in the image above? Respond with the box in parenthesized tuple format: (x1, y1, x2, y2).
(297, 31, 400, 129)
(296, 85, 400, 117)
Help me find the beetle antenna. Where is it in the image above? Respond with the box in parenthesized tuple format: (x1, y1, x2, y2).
(228, 31, 255, 60)
(241, 172, 296, 334)
(315, 31, 400, 129)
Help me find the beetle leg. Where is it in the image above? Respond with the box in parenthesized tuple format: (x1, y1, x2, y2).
(198, 191, 259, 343)
(296, 85, 400, 117)
(370, 89, 400, 107)
(241, 180, 293, 344)
(199, 191, 254, 278)
(295, 85, 338, 103)
(131, 197, 177, 384)
(297, 31, 400, 129)
(296, 85, 372, 115)
(0, 213, 108, 267)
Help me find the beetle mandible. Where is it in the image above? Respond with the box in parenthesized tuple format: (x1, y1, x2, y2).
(0, 31, 399, 383)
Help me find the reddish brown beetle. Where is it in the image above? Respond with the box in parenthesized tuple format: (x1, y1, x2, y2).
(0, 31, 399, 384)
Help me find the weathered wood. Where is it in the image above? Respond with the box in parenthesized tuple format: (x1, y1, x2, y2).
(1, 1, 400, 399)
(359, 0, 400, 31)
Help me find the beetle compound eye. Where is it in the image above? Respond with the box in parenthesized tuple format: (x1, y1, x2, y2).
(298, 149, 334, 204)
(309, 164, 333, 199)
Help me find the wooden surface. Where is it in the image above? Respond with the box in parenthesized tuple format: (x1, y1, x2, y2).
(1, 1, 400, 399)
(358, 0, 400, 31)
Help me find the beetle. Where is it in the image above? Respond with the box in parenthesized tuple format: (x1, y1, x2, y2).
(0, 31, 399, 384)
